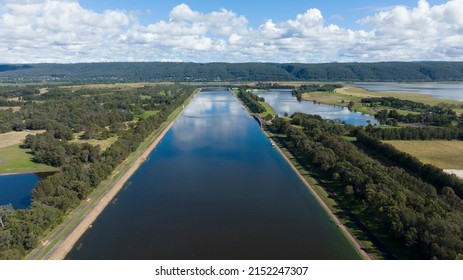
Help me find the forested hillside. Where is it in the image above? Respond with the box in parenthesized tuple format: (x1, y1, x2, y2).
(1, 62, 463, 83)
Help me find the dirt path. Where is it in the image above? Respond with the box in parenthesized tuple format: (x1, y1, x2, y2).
(45, 109, 183, 260)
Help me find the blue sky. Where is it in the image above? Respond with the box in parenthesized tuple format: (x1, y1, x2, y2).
(0, 0, 462, 63)
(78, 0, 447, 29)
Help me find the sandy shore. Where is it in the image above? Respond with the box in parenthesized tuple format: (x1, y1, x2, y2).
(46, 106, 185, 260)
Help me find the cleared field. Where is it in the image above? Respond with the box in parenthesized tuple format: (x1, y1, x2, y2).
(0, 130, 54, 174)
(70, 135, 117, 151)
(0, 130, 46, 149)
(0, 144, 56, 174)
(140, 110, 158, 119)
(384, 140, 463, 169)
(337, 86, 463, 106)
(39, 88, 49, 94)
(0, 106, 21, 112)
(302, 90, 377, 115)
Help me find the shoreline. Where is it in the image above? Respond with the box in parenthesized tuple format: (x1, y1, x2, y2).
(264, 128, 370, 260)
(0, 170, 58, 177)
(34, 94, 193, 260)
(233, 89, 370, 260)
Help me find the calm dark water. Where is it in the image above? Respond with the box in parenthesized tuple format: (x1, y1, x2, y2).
(352, 82, 463, 101)
(67, 90, 360, 260)
(0, 172, 52, 209)
(256, 90, 378, 125)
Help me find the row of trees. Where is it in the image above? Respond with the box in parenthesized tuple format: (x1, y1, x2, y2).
(363, 97, 440, 111)
(237, 90, 266, 114)
(363, 97, 460, 126)
(355, 131, 463, 199)
(272, 113, 463, 259)
(0, 85, 195, 259)
(375, 109, 458, 126)
(291, 84, 342, 101)
(363, 125, 463, 140)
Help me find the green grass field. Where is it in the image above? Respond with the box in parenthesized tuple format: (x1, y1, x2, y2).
(139, 95, 151, 100)
(384, 140, 463, 169)
(259, 101, 277, 118)
(302, 86, 463, 116)
(0, 145, 57, 174)
(141, 110, 158, 119)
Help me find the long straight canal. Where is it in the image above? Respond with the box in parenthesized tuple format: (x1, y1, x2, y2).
(67, 90, 360, 260)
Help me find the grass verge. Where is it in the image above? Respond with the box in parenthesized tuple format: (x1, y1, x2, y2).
(265, 129, 384, 259)
(259, 101, 277, 118)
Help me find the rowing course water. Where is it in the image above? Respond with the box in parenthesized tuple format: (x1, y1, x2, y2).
(66, 90, 360, 260)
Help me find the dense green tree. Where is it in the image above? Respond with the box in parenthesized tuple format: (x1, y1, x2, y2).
(2, 62, 463, 83)
(272, 113, 463, 259)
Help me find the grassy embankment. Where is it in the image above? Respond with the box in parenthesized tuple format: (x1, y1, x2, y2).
(259, 101, 277, 118)
(236, 90, 379, 259)
(0, 131, 56, 174)
(302, 86, 463, 116)
(28, 90, 195, 259)
(384, 140, 463, 169)
(265, 129, 383, 259)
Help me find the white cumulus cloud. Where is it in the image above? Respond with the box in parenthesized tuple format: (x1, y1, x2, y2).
(0, 0, 462, 63)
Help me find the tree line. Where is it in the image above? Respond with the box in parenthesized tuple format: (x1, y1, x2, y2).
(271, 113, 463, 259)
(292, 84, 343, 101)
(2, 61, 463, 83)
(363, 126, 463, 141)
(363, 97, 460, 126)
(237, 90, 266, 114)
(355, 131, 463, 200)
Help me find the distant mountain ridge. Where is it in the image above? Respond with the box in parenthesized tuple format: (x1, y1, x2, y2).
(0, 62, 462, 83)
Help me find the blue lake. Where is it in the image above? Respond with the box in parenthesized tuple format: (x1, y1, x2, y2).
(256, 89, 378, 125)
(352, 82, 463, 101)
(67, 90, 360, 260)
(0, 172, 51, 209)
